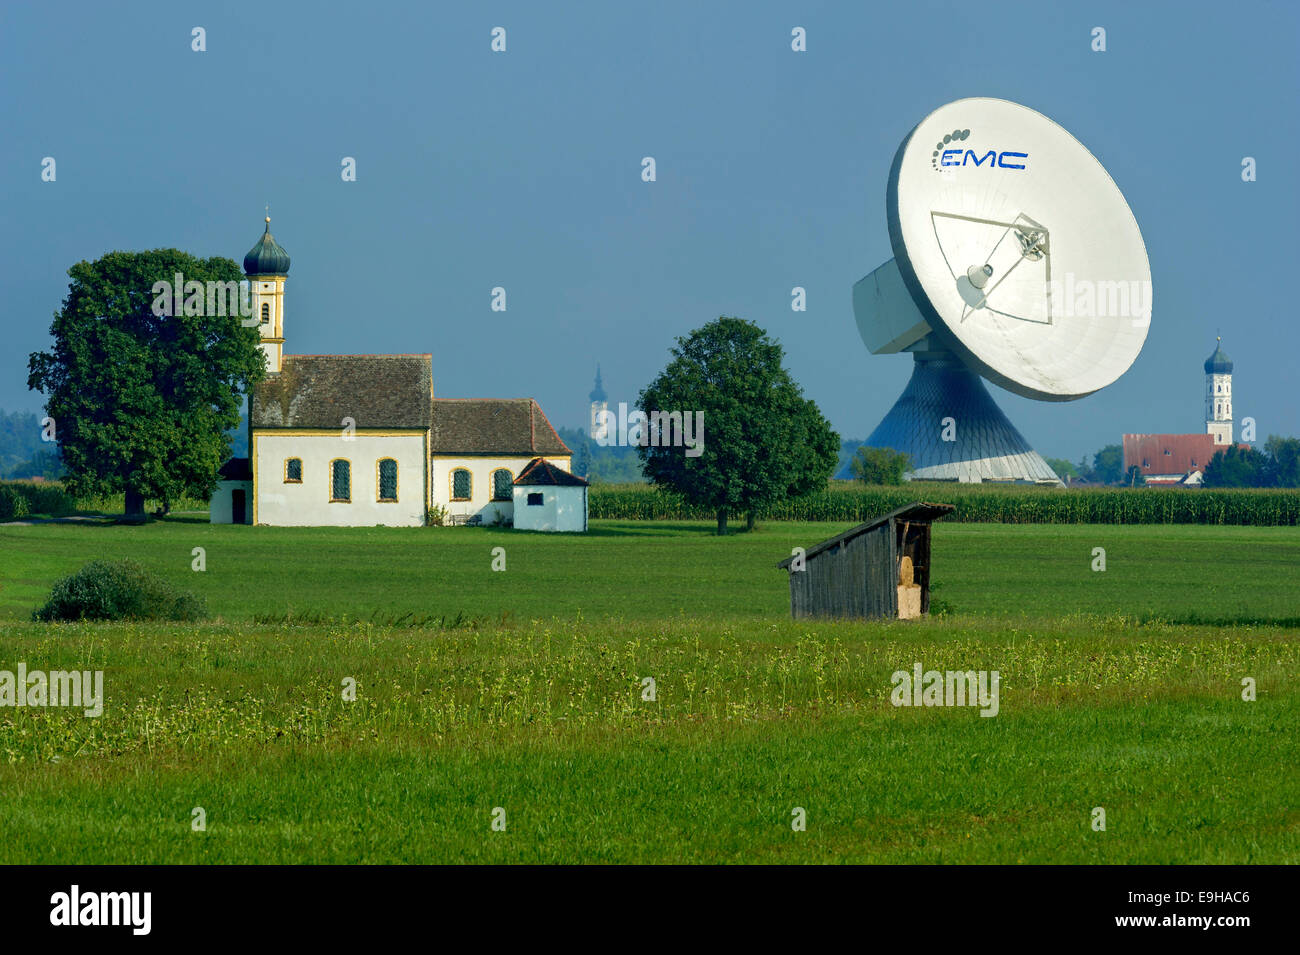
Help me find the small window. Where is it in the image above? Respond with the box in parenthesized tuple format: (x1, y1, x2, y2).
(378, 458, 398, 502)
(491, 469, 513, 501)
(527, 492, 544, 506)
(451, 468, 472, 501)
(284, 458, 302, 483)
(331, 459, 351, 502)
(261, 302, 270, 325)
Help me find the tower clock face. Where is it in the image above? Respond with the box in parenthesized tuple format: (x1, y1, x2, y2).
(888, 98, 1152, 401)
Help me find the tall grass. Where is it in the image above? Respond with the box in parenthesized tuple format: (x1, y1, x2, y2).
(589, 482, 1300, 525)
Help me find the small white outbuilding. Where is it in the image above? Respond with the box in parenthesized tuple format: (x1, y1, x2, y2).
(512, 458, 589, 532)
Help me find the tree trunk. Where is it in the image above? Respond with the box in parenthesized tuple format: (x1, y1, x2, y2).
(716, 509, 728, 536)
(745, 511, 756, 532)
(124, 488, 146, 520)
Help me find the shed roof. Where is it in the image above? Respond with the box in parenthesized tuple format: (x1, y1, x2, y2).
(777, 501, 954, 569)
(513, 457, 589, 487)
(251, 355, 433, 430)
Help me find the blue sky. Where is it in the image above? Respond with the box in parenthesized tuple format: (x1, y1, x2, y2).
(2, 0, 1296, 463)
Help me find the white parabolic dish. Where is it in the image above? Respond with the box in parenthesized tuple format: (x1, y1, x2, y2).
(884, 98, 1151, 401)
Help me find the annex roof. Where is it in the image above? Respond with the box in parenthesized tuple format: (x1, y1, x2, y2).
(513, 457, 589, 487)
(430, 398, 570, 456)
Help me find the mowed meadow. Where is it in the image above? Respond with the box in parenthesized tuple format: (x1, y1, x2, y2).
(0, 518, 1297, 863)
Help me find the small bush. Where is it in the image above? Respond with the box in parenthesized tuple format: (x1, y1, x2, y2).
(33, 559, 208, 623)
(426, 504, 448, 527)
(0, 485, 30, 521)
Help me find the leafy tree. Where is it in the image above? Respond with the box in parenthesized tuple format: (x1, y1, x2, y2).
(849, 446, 911, 485)
(1264, 435, 1300, 487)
(637, 317, 838, 534)
(1124, 464, 1146, 487)
(1202, 444, 1270, 487)
(1091, 444, 1124, 485)
(1044, 456, 1079, 481)
(27, 250, 264, 518)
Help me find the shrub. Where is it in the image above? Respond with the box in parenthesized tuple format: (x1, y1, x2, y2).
(0, 485, 30, 521)
(32, 559, 208, 623)
(426, 504, 448, 527)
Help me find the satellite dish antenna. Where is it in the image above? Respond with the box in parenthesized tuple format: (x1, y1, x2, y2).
(853, 97, 1151, 483)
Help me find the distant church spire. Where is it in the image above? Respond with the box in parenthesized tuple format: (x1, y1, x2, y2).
(589, 365, 609, 441)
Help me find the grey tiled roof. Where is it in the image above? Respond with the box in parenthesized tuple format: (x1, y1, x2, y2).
(251, 355, 433, 429)
(431, 398, 570, 456)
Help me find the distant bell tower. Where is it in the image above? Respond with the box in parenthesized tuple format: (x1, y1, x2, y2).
(589, 365, 609, 441)
(1204, 337, 1233, 445)
(243, 216, 291, 374)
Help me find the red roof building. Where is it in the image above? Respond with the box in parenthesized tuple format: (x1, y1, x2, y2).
(1122, 433, 1247, 484)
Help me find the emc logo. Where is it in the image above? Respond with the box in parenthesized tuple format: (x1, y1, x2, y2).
(928, 128, 1028, 171)
(939, 148, 1028, 170)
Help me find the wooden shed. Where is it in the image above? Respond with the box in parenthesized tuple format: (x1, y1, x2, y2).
(776, 502, 955, 620)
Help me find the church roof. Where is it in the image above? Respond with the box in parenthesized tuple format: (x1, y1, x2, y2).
(1122, 433, 1248, 479)
(589, 366, 607, 403)
(251, 355, 433, 429)
(513, 457, 589, 487)
(431, 398, 570, 456)
(244, 217, 291, 275)
(1204, 340, 1232, 374)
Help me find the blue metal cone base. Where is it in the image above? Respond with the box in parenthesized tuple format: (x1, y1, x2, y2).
(864, 353, 1062, 484)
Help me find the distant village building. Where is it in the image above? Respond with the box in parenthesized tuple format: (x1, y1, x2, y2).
(588, 365, 608, 442)
(211, 218, 576, 527)
(1123, 339, 1246, 485)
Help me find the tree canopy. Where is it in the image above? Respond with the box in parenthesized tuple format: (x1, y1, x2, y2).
(1203, 437, 1300, 487)
(637, 317, 838, 534)
(849, 446, 911, 485)
(27, 250, 264, 517)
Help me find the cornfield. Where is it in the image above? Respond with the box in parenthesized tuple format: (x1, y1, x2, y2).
(589, 482, 1300, 525)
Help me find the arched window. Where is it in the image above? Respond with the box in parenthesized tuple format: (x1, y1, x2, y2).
(378, 458, 398, 502)
(491, 468, 513, 501)
(261, 302, 270, 325)
(284, 458, 302, 483)
(451, 468, 472, 501)
(330, 459, 351, 502)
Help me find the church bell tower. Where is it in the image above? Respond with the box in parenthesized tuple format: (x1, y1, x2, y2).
(1204, 337, 1233, 446)
(243, 216, 291, 374)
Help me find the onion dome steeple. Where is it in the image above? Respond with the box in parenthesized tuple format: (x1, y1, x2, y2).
(244, 216, 291, 276)
(1204, 337, 1232, 375)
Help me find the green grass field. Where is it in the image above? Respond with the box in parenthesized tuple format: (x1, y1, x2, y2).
(0, 519, 1296, 863)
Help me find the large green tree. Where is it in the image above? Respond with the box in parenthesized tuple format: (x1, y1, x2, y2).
(637, 317, 838, 534)
(27, 250, 264, 518)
